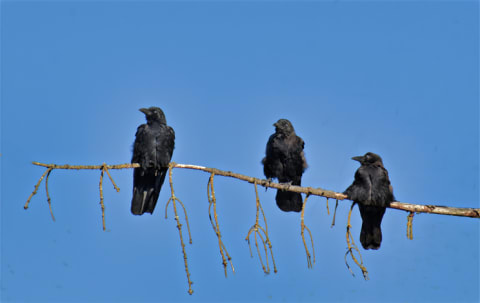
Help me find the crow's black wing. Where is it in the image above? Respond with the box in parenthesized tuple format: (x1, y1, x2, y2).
(344, 166, 372, 203)
(263, 133, 286, 180)
(369, 165, 394, 207)
(131, 124, 175, 215)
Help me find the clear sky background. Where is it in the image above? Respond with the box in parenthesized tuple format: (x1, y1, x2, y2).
(1, 1, 479, 302)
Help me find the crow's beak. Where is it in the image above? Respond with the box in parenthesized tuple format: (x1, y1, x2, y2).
(352, 156, 364, 162)
(273, 122, 279, 127)
(139, 108, 149, 115)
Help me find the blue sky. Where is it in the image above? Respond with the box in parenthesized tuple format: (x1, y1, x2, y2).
(1, 1, 479, 302)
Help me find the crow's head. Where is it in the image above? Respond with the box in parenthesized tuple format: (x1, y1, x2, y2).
(139, 107, 167, 124)
(274, 119, 295, 135)
(352, 152, 384, 166)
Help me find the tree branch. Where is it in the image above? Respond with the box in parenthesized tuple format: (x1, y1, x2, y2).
(24, 160, 479, 293)
(28, 161, 480, 219)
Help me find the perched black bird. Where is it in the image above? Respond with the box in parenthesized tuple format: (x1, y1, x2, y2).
(131, 107, 175, 215)
(344, 152, 394, 250)
(262, 119, 308, 212)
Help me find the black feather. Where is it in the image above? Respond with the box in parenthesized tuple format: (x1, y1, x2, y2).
(262, 119, 307, 212)
(344, 152, 394, 249)
(131, 107, 175, 215)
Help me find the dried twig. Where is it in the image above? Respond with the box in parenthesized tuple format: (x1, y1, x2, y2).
(300, 194, 315, 269)
(165, 163, 194, 295)
(24, 168, 52, 210)
(99, 167, 106, 231)
(25, 162, 134, 228)
(331, 199, 339, 228)
(345, 202, 369, 280)
(207, 173, 234, 277)
(32, 162, 140, 170)
(407, 212, 414, 240)
(326, 197, 330, 215)
(245, 182, 277, 274)
(103, 164, 120, 192)
(45, 168, 55, 222)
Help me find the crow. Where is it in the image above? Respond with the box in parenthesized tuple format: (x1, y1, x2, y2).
(344, 152, 394, 250)
(262, 119, 307, 212)
(131, 107, 175, 215)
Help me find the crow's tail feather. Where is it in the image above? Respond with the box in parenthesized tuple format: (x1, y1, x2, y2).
(131, 185, 159, 215)
(358, 204, 386, 250)
(131, 169, 167, 215)
(275, 189, 303, 212)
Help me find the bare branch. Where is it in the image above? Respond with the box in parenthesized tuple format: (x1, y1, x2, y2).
(389, 202, 479, 218)
(24, 160, 479, 294)
(29, 161, 480, 219)
(32, 162, 140, 170)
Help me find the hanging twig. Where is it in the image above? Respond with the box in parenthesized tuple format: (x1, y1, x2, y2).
(407, 212, 414, 240)
(344, 202, 369, 280)
(245, 182, 277, 274)
(25, 168, 52, 210)
(331, 199, 339, 228)
(45, 168, 55, 222)
(103, 164, 120, 192)
(99, 167, 106, 231)
(207, 173, 235, 277)
(300, 194, 315, 269)
(165, 163, 194, 295)
(326, 197, 330, 215)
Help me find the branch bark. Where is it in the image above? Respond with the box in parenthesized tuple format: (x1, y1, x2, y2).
(30, 161, 480, 219)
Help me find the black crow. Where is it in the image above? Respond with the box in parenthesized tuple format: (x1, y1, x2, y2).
(131, 107, 175, 215)
(344, 152, 394, 250)
(262, 119, 307, 212)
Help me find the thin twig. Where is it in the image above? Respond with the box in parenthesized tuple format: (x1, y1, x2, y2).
(300, 194, 315, 268)
(103, 163, 120, 192)
(166, 163, 193, 295)
(99, 167, 106, 231)
(166, 196, 193, 245)
(344, 202, 369, 280)
(207, 173, 234, 277)
(407, 212, 414, 240)
(326, 197, 330, 215)
(331, 199, 339, 228)
(254, 231, 266, 273)
(45, 168, 55, 222)
(245, 182, 276, 274)
(258, 196, 277, 274)
(176, 198, 193, 245)
(24, 168, 51, 210)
